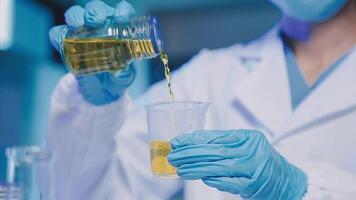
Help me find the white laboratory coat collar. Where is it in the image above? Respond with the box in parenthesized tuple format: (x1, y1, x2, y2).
(232, 27, 356, 140)
(233, 27, 292, 135)
(282, 47, 356, 139)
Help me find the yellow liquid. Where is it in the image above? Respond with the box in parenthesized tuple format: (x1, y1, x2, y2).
(150, 140, 177, 177)
(159, 52, 177, 133)
(63, 38, 156, 75)
(160, 52, 174, 104)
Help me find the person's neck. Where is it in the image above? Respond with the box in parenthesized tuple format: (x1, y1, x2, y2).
(291, 1, 356, 85)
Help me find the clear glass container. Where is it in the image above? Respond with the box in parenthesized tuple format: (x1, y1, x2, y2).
(0, 182, 23, 200)
(6, 146, 52, 200)
(59, 16, 163, 76)
(145, 101, 209, 178)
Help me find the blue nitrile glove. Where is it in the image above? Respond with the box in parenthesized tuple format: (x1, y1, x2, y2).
(49, 0, 136, 105)
(168, 130, 307, 200)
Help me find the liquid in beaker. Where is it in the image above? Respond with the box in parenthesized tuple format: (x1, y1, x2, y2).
(149, 140, 177, 177)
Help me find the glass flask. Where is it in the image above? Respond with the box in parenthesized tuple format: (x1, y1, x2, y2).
(59, 16, 163, 76)
(6, 146, 52, 200)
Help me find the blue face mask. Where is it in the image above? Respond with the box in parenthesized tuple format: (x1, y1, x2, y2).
(270, 0, 348, 22)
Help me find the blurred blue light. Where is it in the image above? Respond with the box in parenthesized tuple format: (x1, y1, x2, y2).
(0, 0, 13, 50)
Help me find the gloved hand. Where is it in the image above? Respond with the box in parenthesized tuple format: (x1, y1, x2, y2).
(49, 0, 136, 105)
(168, 130, 307, 200)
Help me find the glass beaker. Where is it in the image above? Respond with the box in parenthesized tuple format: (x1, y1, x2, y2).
(58, 16, 163, 76)
(6, 146, 52, 200)
(0, 182, 23, 200)
(145, 101, 209, 178)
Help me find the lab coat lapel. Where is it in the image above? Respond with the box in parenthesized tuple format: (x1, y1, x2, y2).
(276, 48, 356, 143)
(232, 30, 292, 135)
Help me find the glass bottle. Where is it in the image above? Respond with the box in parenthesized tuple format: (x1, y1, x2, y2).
(6, 146, 52, 200)
(59, 16, 163, 76)
(0, 182, 23, 200)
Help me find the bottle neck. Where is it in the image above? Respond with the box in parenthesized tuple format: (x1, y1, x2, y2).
(128, 39, 159, 59)
(108, 16, 163, 58)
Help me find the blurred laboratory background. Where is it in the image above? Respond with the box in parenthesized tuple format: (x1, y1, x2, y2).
(0, 0, 280, 181)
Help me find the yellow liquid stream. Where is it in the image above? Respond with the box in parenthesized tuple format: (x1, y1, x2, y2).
(63, 38, 155, 75)
(159, 52, 177, 134)
(150, 140, 177, 177)
(160, 52, 174, 104)
(149, 54, 177, 178)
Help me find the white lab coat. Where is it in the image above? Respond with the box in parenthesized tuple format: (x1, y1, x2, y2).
(44, 27, 356, 200)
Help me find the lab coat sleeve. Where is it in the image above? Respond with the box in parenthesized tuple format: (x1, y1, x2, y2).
(46, 73, 137, 199)
(300, 161, 356, 200)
